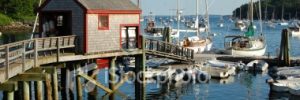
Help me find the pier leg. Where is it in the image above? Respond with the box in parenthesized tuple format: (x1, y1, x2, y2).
(45, 74, 53, 100)
(76, 64, 83, 100)
(7, 91, 14, 100)
(14, 82, 22, 99)
(35, 81, 43, 100)
(30, 81, 34, 100)
(52, 67, 59, 100)
(109, 57, 117, 100)
(88, 69, 98, 100)
(23, 81, 30, 100)
(61, 67, 68, 100)
(61, 65, 74, 100)
(135, 54, 146, 100)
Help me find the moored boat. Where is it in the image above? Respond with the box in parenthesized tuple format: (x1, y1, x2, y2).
(245, 60, 269, 72)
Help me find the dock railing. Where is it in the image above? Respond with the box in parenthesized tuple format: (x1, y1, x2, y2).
(144, 39, 194, 61)
(0, 35, 76, 81)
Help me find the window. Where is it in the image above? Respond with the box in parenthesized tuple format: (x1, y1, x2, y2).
(57, 16, 63, 26)
(98, 14, 109, 30)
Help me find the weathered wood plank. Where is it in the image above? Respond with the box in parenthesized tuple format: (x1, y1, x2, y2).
(78, 72, 112, 93)
(0, 81, 18, 91)
(9, 73, 47, 81)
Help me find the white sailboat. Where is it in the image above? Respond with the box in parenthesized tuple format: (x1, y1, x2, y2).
(180, 0, 212, 53)
(170, 0, 182, 39)
(224, 0, 266, 56)
(233, 6, 246, 31)
(278, 5, 289, 26)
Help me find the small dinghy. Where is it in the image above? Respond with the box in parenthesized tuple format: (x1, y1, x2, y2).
(207, 59, 245, 70)
(288, 83, 300, 95)
(246, 60, 268, 72)
(268, 78, 300, 92)
(268, 79, 290, 92)
(200, 65, 235, 79)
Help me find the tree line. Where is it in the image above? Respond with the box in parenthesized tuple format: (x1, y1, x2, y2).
(232, 0, 300, 20)
(0, 0, 40, 25)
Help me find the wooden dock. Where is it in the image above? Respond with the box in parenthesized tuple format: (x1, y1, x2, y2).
(0, 35, 194, 99)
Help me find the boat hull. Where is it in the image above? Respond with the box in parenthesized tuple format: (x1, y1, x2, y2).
(225, 46, 266, 56)
(289, 31, 300, 37)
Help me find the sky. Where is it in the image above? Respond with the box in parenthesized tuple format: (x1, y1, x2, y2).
(131, 0, 251, 16)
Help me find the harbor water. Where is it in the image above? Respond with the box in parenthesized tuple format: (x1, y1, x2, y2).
(1, 15, 300, 99)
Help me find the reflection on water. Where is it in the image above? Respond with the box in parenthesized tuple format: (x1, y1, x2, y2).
(145, 72, 270, 100)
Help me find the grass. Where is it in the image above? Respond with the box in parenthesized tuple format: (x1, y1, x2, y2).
(0, 13, 13, 26)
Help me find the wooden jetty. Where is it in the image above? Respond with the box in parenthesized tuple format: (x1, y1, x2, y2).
(0, 35, 194, 99)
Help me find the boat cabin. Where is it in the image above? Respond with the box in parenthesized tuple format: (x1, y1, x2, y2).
(39, 0, 141, 53)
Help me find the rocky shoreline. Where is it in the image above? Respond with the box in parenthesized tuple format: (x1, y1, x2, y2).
(0, 22, 33, 33)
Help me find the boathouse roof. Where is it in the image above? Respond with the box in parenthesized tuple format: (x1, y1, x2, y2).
(77, 0, 140, 10)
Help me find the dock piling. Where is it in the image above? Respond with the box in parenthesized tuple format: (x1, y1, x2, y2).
(35, 81, 43, 100)
(52, 67, 59, 100)
(109, 57, 117, 100)
(23, 81, 30, 100)
(76, 64, 83, 100)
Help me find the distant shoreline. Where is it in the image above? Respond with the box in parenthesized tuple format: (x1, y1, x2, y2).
(0, 22, 33, 33)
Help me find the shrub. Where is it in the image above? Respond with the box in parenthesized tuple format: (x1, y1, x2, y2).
(0, 13, 13, 26)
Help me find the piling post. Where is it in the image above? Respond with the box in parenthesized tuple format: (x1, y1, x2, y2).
(279, 29, 290, 66)
(45, 74, 53, 100)
(52, 67, 59, 100)
(135, 37, 146, 100)
(23, 81, 30, 100)
(34, 81, 43, 100)
(109, 57, 117, 100)
(7, 91, 14, 100)
(61, 64, 72, 100)
(76, 64, 83, 100)
(34, 39, 38, 67)
(285, 30, 290, 66)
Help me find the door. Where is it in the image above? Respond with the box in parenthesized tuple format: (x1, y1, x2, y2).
(121, 26, 139, 49)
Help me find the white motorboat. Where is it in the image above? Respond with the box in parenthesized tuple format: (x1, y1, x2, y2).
(288, 83, 300, 96)
(269, 79, 290, 92)
(267, 66, 300, 93)
(288, 27, 300, 37)
(207, 59, 245, 70)
(279, 21, 289, 26)
(245, 60, 269, 72)
(198, 64, 235, 79)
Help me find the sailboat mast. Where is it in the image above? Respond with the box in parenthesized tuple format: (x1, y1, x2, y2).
(205, 0, 210, 33)
(240, 6, 242, 19)
(272, 8, 275, 20)
(250, 0, 253, 23)
(196, 0, 199, 37)
(177, 0, 180, 44)
(264, 0, 268, 20)
(258, 0, 263, 34)
(281, 5, 284, 20)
